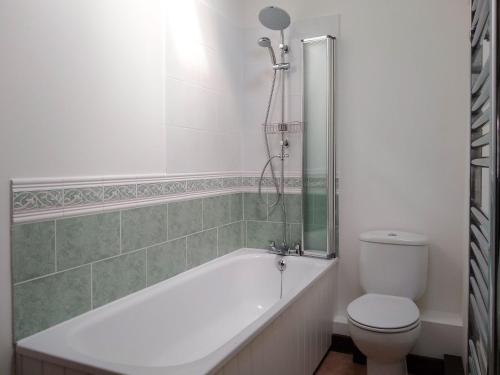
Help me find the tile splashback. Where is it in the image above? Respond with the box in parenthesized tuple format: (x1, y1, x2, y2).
(11, 174, 303, 341)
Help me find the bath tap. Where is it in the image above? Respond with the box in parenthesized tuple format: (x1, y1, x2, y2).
(268, 241, 302, 256)
(268, 240, 288, 255)
(290, 241, 303, 256)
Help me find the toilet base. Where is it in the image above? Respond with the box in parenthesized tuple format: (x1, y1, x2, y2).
(367, 358, 407, 375)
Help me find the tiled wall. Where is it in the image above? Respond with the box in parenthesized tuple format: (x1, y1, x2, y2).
(13, 193, 244, 340)
(164, 0, 244, 174)
(243, 193, 302, 249)
(12, 191, 301, 341)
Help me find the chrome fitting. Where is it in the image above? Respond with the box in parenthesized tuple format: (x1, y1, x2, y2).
(272, 62, 290, 71)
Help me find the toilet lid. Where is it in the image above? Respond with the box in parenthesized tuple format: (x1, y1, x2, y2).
(347, 294, 420, 330)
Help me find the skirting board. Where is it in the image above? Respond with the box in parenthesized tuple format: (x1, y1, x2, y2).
(332, 311, 464, 359)
(329, 334, 464, 375)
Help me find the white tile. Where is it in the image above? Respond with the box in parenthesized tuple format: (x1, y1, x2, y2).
(165, 78, 192, 127)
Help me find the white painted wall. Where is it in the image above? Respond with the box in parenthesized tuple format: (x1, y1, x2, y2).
(241, 0, 470, 359)
(0, 0, 242, 372)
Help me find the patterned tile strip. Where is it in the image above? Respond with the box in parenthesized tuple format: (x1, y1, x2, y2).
(104, 185, 136, 202)
(13, 190, 63, 212)
(63, 187, 104, 207)
(137, 183, 163, 198)
(163, 181, 186, 195)
(12, 176, 302, 217)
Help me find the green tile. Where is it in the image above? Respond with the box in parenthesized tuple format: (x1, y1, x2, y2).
(268, 193, 302, 223)
(14, 265, 91, 340)
(12, 221, 55, 283)
(288, 223, 303, 246)
(203, 195, 230, 229)
(304, 225, 327, 251)
(243, 193, 267, 221)
(303, 192, 315, 226)
(314, 193, 327, 226)
(121, 205, 167, 252)
(56, 213, 120, 270)
(218, 222, 243, 256)
(147, 238, 186, 285)
(246, 221, 284, 249)
(229, 193, 243, 221)
(168, 199, 202, 239)
(186, 229, 217, 269)
(92, 250, 146, 308)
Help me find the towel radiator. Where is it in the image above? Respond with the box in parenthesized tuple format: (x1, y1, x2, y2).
(468, 0, 499, 374)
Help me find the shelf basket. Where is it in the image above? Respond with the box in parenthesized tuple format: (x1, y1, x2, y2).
(262, 121, 303, 134)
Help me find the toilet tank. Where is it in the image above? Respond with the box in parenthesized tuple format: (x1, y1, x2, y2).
(359, 230, 428, 300)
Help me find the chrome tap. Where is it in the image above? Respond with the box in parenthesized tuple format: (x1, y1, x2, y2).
(289, 241, 303, 256)
(268, 240, 302, 256)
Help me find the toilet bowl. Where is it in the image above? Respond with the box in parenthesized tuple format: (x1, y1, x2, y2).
(348, 231, 428, 375)
(347, 293, 421, 375)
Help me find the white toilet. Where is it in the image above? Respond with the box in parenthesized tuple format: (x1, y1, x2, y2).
(347, 230, 428, 375)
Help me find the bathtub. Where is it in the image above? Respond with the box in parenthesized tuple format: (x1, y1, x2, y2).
(16, 249, 336, 375)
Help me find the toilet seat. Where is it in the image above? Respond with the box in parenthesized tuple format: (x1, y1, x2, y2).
(347, 293, 420, 333)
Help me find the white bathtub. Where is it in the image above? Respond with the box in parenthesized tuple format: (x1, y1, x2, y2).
(16, 249, 336, 375)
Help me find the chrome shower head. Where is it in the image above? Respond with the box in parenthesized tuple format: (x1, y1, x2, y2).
(258, 6, 291, 31)
(258, 37, 272, 48)
(258, 37, 276, 65)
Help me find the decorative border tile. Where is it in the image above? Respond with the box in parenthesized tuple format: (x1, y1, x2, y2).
(63, 187, 103, 207)
(11, 173, 302, 223)
(13, 190, 63, 212)
(284, 177, 303, 188)
(137, 183, 163, 198)
(186, 178, 224, 193)
(223, 177, 242, 188)
(163, 181, 186, 195)
(104, 184, 136, 202)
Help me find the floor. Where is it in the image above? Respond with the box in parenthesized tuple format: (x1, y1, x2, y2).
(316, 352, 417, 375)
(316, 352, 366, 375)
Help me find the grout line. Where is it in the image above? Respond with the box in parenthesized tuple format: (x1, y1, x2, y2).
(185, 235, 188, 269)
(201, 199, 204, 230)
(228, 192, 233, 223)
(90, 263, 93, 310)
(119, 211, 122, 254)
(165, 203, 169, 243)
(145, 248, 148, 287)
(54, 220, 58, 272)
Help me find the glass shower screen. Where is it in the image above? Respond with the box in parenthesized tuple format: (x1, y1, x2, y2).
(302, 35, 336, 259)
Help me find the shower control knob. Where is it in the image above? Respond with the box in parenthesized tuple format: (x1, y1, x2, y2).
(279, 43, 289, 53)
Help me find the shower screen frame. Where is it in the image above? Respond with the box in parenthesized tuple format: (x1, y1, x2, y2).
(301, 35, 337, 259)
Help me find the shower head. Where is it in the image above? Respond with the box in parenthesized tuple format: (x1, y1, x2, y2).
(258, 37, 277, 65)
(258, 36, 272, 48)
(258, 6, 291, 31)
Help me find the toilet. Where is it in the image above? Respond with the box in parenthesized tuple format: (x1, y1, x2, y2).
(347, 230, 428, 375)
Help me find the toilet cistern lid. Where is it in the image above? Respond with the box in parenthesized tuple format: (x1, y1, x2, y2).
(347, 294, 420, 330)
(359, 230, 428, 246)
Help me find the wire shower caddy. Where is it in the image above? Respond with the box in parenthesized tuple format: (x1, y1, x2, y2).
(262, 121, 303, 134)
